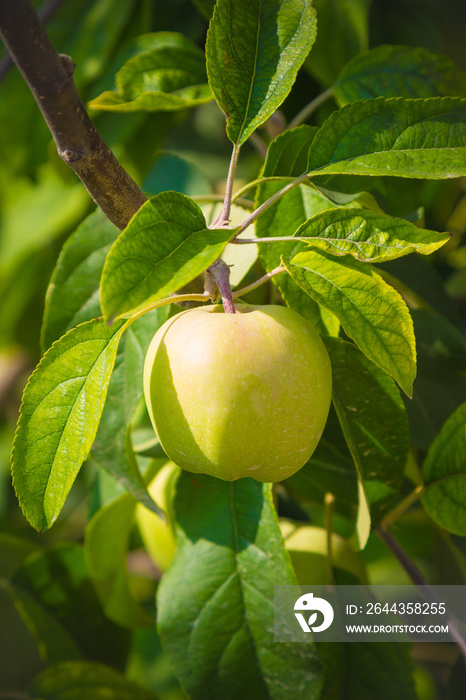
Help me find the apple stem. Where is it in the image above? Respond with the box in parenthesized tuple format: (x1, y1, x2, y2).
(206, 259, 236, 314)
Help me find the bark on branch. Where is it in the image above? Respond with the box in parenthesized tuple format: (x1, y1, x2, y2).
(0, 0, 147, 230)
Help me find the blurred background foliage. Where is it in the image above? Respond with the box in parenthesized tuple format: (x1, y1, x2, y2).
(0, 0, 466, 698)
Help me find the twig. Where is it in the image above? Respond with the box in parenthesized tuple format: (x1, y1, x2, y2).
(232, 265, 286, 298)
(211, 144, 240, 227)
(377, 527, 428, 588)
(0, 0, 146, 230)
(232, 175, 295, 202)
(380, 485, 425, 529)
(231, 235, 303, 245)
(192, 194, 254, 210)
(325, 492, 336, 584)
(235, 172, 310, 236)
(249, 131, 268, 158)
(377, 527, 466, 659)
(288, 86, 335, 130)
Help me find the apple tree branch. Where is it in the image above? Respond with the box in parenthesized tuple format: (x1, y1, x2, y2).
(0, 0, 147, 230)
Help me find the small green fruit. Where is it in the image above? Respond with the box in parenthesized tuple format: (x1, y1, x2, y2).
(144, 304, 332, 482)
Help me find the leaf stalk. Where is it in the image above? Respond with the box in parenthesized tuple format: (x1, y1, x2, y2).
(288, 86, 334, 130)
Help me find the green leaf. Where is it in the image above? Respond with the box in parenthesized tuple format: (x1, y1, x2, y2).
(448, 654, 466, 700)
(91, 308, 169, 512)
(157, 473, 322, 700)
(11, 319, 124, 531)
(325, 337, 409, 531)
(0, 168, 89, 277)
(84, 493, 154, 628)
(29, 661, 158, 700)
(206, 0, 317, 145)
(257, 184, 337, 334)
(287, 250, 416, 395)
(334, 45, 466, 106)
(8, 544, 128, 667)
(406, 308, 466, 450)
(353, 480, 371, 551)
(262, 125, 320, 177)
(47, 0, 138, 87)
(256, 126, 339, 334)
(307, 97, 466, 179)
(380, 254, 458, 323)
(41, 209, 118, 351)
(89, 85, 212, 115)
(318, 641, 417, 700)
(304, 0, 370, 87)
(0, 532, 37, 579)
(100, 191, 234, 321)
(6, 583, 81, 665)
(193, 0, 216, 20)
(284, 408, 358, 513)
(209, 203, 259, 287)
(294, 207, 449, 262)
(143, 152, 212, 197)
(88, 32, 212, 112)
(422, 402, 466, 535)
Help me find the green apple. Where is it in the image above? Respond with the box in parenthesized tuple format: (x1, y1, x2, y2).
(135, 461, 179, 572)
(280, 519, 367, 584)
(143, 303, 332, 482)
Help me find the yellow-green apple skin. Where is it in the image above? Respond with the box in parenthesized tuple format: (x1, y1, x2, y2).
(143, 303, 332, 482)
(280, 519, 367, 584)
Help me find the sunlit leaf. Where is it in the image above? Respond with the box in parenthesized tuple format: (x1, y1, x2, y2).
(11, 320, 124, 531)
(100, 191, 235, 321)
(287, 250, 416, 395)
(256, 126, 339, 334)
(294, 207, 449, 262)
(89, 32, 212, 112)
(206, 0, 317, 145)
(307, 97, 466, 179)
(92, 308, 169, 513)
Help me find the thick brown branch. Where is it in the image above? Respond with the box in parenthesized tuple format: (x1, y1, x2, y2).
(0, 0, 66, 82)
(0, 0, 147, 230)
